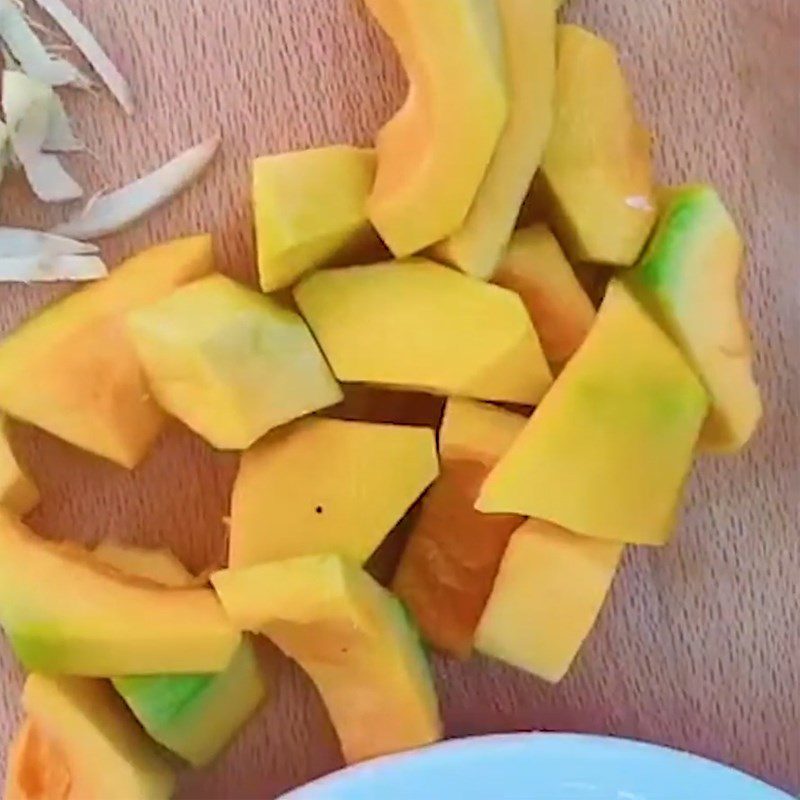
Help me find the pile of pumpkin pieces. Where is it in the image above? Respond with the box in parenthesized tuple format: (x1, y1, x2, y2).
(0, 0, 761, 797)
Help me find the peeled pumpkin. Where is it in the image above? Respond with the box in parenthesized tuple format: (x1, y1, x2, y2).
(0, 511, 241, 676)
(434, 0, 556, 279)
(4, 676, 174, 800)
(0, 236, 214, 468)
(229, 416, 438, 567)
(87, 541, 268, 768)
(393, 400, 527, 657)
(253, 146, 377, 292)
(478, 281, 709, 545)
(127, 274, 343, 450)
(476, 518, 623, 682)
(440, 397, 528, 464)
(363, 0, 507, 256)
(4, 718, 72, 800)
(114, 642, 267, 768)
(494, 225, 596, 368)
(212, 555, 442, 764)
(0, 417, 38, 517)
(540, 25, 656, 267)
(295, 260, 552, 405)
(624, 185, 762, 452)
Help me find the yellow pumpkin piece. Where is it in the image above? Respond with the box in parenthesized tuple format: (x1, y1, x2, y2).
(540, 25, 656, 266)
(0, 511, 240, 676)
(0, 236, 214, 467)
(295, 260, 552, 405)
(364, 0, 507, 256)
(0, 417, 38, 517)
(478, 281, 709, 545)
(128, 274, 343, 450)
(495, 225, 596, 368)
(439, 397, 526, 464)
(624, 185, 762, 452)
(253, 146, 377, 291)
(229, 416, 438, 567)
(434, 0, 556, 279)
(10, 675, 174, 800)
(476, 519, 623, 682)
(212, 555, 442, 764)
(93, 541, 198, 588)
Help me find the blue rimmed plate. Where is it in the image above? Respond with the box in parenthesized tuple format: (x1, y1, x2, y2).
(280, 733, 793, 800)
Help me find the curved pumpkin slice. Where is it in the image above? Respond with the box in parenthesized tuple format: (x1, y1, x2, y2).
(0, 511, 240, 676)
(364, 0, 507, 256)
(0, 236, 214, 467)
(434, 0, 556, 279)
(3, 676, 175, 800)
(624, 185, 762, 452)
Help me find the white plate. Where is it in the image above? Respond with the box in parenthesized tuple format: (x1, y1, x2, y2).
(280, 733, 794, 800)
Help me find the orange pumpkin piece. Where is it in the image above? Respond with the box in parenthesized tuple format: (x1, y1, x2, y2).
(4, 719, 71, 800)
(4, 675, 175, 800)
(495, 225, 596, 368)
(0, 236, 215, 468)
(393, 399, 527, 657)
(393, 458, 523, 658)
(4, 676, 174, 800)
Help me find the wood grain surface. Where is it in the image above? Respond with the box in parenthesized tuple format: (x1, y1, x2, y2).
(0, 0, 798, 797)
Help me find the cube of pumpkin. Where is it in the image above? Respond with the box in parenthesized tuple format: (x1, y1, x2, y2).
(253, 146, 377, 292)
(128, 275, 342, 450)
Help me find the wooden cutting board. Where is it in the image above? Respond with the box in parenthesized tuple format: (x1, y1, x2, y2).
(0, 0, 798, 797)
